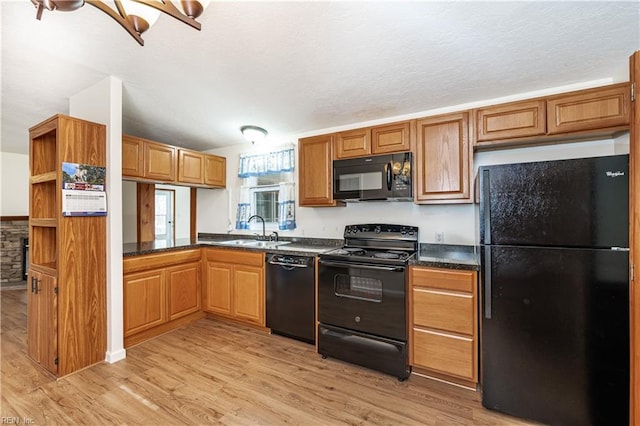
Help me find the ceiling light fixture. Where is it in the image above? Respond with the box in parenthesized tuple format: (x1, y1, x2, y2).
(240, 125, 268, 144)
(30, 0, 210, 46)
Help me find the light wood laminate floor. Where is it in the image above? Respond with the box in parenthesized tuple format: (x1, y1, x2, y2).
(1, 289, 536, 425)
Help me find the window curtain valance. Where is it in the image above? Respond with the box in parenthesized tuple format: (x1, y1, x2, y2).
(238, 144, 295, 178)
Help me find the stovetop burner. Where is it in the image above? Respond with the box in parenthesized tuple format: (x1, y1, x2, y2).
(320, 223, 419, 266)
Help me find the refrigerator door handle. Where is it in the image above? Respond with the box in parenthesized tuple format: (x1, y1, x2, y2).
(484, 246, 492, 319)
(482, 169, 491, 244)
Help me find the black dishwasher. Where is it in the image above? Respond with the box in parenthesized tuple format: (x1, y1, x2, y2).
(266, 253, 315, 344)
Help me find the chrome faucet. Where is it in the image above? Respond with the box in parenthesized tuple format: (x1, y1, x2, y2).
(248, 215, 266, 240)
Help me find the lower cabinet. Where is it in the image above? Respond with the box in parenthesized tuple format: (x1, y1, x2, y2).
(410, 266, 478, 387)
(27, 270, 58, 375)
(123, 249, 203, 347)
(203, 248, 265, 326)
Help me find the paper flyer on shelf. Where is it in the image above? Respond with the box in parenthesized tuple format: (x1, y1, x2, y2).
(61, 162, 107, 216)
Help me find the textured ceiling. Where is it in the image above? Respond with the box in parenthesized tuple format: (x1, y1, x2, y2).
(1, 1, 639, 155)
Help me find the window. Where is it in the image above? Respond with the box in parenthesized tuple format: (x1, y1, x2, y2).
(236, 145, 296, 231)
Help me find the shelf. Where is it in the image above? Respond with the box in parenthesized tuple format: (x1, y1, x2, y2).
(30, 181, 57, 219)
(30, 219, 56, 227)
(30, 172, 57, 184)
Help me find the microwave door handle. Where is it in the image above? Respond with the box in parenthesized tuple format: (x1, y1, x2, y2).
(386, 162, 392, 191)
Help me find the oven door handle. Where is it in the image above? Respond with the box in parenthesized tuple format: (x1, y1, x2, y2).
(318, 259, 404, 272)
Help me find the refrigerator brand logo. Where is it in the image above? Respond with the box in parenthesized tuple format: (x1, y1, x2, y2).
(606, 171, 625, 178)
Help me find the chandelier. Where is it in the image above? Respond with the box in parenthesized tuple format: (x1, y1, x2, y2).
(31, 0, 210, 46)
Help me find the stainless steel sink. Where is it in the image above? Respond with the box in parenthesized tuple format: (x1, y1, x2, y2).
(216, 239, 291, 249)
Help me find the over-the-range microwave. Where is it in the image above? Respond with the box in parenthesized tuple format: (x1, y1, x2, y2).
(333, 152, 412, 202)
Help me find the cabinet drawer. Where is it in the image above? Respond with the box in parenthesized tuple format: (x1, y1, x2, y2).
(204, 248, 264, 267)
(411, 267, 475, 292)
(412, 328, 476, 381)
(412, 288, 473, 335)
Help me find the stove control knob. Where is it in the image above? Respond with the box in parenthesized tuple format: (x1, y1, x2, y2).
(374, 226, 381, 234)
(408, 230, 414, 235)
(354, 316, 361, 323)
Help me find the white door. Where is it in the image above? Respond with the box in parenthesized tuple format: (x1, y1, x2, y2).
(155, 189, 175, 240)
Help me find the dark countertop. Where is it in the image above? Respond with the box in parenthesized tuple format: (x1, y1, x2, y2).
(124, 236, 480, 270)
(123, 234, 343, 258)
(411, 243, 480, 271)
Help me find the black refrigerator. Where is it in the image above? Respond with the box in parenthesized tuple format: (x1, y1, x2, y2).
(479, 155, 629, 426)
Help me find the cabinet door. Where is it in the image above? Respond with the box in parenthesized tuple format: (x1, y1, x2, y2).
(475, 100, 546, 143)
(335, 128, 371, 159)
(177, 149, 204, 184)
(167, 261, 200, 321)
(204, 154, 226, 187)
(298, 134, 338, 206)
(547, 83, 630, 134)
(122, 135, 144, 178)
(123, 269, 166, 336)
(27, 270, 58, 374)
(204, 261, 233, 316)
(144, 141, 176, 182)
(415, 112, 471, 203)
(233, 265, 264, 326)
(371, 121, 412, 154)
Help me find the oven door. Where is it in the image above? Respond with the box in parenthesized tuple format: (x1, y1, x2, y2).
(317, 259, 407, 340)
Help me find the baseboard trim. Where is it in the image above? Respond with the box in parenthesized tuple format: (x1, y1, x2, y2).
(105, 348, 127, 363)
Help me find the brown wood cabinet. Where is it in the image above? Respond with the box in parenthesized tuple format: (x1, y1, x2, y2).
(144, 140, 176, 182)
(298, 134, 342, 207)
(123, 249, 204, 347)
(371, 121, 413, 154)
(547, 83, 630, 134)
(122, 135, 144, 178)
(475, 99, 546, 143)
(415, 112, 472, 204)
(334, 128, 371, 159)
(27, 270, 58, 375)
(27, 114, 107, 377)
(123, 135, 225, 188)
(410, 266, 478, 387)
(203, 248, 265, 326)
(178, 149, 204, 184)
(204, 154, 226, 187)
(334, 121, 413, 159)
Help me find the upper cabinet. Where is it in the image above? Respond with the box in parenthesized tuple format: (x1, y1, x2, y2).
(474, 83, 631, 149)
(415, 112, 472, 204)
(371, 121, 413, 154)
(177, 149, 204, 184)
(204, 154, 226, 187)
(299, 134, 343, 207)
(122, 135, 144, 178)
(475, 100, 546, 144)
(546, 83, 630, 134)
(335, 128, 371, 159)
(334, 121, 413, 159)
(145, 140, 176, 182)
(122, 135, 225, 189)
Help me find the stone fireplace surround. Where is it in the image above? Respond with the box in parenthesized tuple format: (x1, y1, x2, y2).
(1, 218, 28, 283)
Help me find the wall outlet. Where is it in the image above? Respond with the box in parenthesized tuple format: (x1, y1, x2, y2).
(436, 232, 445, 243)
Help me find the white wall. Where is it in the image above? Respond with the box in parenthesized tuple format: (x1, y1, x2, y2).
(0, 152, 29, 216)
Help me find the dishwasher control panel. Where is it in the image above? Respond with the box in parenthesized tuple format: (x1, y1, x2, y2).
(268, 254, 313, 267)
